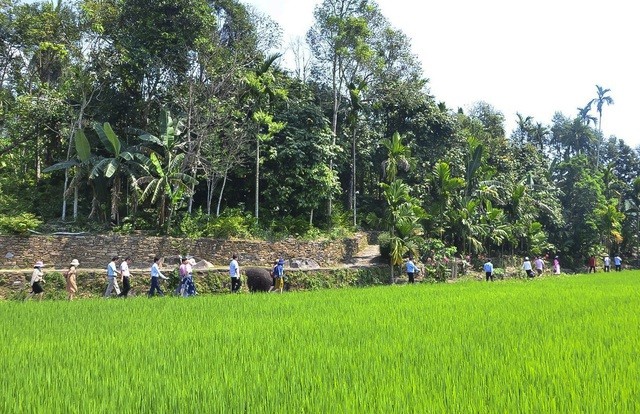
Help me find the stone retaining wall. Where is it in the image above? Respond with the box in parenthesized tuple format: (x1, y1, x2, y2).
(0, 233, 371, 269)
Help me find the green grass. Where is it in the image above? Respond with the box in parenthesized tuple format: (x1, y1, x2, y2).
(1, 273, 639, 412)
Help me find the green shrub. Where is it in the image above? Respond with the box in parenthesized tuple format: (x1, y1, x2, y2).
(492, 268, 505, 279)
(0, 213, 42, 234)
(377, 232, 391, 261)
(206, 209, 254, 239)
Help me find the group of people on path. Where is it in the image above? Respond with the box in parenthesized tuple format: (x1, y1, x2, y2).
(588, 254, 622, 273)
(481, 253, 624, 282)
(26, 259, 80, 301)
(25, 253, 285, 300)
(104, 256, 197, 298)
(482, 256, 555, 282)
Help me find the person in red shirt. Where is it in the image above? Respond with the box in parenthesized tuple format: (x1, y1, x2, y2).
(587, 255, 596, 273)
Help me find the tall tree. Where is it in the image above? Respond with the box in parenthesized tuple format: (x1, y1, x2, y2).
(307, 0, 374, 216)
(593, 84, 614, 133)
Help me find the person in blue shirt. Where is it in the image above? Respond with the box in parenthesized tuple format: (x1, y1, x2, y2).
(148, 256, 168, 297)
(405, 256, 417, 284)
(272, 258, 285, 293)
(104, 256, 121, 297)
(614, 255, 622, 271)
(483, 259, 494, 282)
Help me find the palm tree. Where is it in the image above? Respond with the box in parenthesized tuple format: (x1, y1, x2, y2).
(531, 122, 549, 152)
(347, 79, 366, 226)
(243, 53, 286, 221)
(514, 113, 533, 144)
(593, 85, 614, 133)
(379, 179, 425, 282)
(577, 103, 596, 127)
(381, 132, 412, 183)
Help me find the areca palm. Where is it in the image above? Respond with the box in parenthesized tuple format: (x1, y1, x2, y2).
(381, 131, 412, 182)
(577, 103, 596, 127)
(514, 113, 533, 144)
(593, 85, 614, 133)
(531, 122, 549, 151)
(379, 179, 426, 282)
(244, 53, 287, 221)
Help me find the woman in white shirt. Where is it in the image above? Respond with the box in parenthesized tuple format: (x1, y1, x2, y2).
(27, 261, 45, 301)
(119, 257, 131, 298)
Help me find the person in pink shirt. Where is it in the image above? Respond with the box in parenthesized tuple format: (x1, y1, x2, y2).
(553, 256, 561, 274)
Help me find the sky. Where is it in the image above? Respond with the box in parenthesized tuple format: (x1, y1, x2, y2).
(243, 0, 640, 147)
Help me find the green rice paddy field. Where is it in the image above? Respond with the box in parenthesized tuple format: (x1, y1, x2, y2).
(1, 272, 640, 413)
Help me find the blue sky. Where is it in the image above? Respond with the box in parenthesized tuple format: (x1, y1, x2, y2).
(244, 0, 640, 147)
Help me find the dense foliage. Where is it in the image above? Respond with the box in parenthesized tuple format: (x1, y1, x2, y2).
(0, 0, 636, 266)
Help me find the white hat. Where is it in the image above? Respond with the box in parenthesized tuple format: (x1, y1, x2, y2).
(34, 261, 44, 268)
(524, 257, 529, 261)
(70, 259, 80, 266)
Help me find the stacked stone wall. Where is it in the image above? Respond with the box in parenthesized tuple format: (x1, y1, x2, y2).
(0, 233, 370, 269)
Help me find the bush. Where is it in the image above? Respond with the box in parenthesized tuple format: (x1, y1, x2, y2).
(174, 208, 254, 239)
(377, 232, 391, 261)
(0, 213, 42, 234)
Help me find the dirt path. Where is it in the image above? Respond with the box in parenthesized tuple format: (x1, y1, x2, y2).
(345, 244, 383, 268)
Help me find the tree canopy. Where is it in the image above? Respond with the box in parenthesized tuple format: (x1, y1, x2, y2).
(0, 0, 636, 269)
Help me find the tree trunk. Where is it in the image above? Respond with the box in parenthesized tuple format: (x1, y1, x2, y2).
(255, 137, 260, 220)
(217, 167, 229, 218)
(352, 127, 357, 227)
(73, 185, 78, 220)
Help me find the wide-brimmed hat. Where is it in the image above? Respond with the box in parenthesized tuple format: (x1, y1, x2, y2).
(70, 259, 80, 266)
(524, 257, 529, 261)
(34, 261, 44, 268)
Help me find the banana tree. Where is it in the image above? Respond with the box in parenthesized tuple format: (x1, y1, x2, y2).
(135, 152, 197, 232)
(43, 129, 98, 220)
(133, 110, 197, 233)
(90, 122, 148, 223)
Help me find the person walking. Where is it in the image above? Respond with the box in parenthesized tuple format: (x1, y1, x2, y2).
(587, 255, 596, 273)
(118, 257, 131, 297)
(614, 255, 622, 271)
(65, 259, 79, 301)
(26, 261, 46, 301)
(268, 260, 278, 292)
(603, 255, 611, 272)
(534, 256, 544, 276)
(104, 256, 121, 297)
(553, 256, 561, 274)
(178, 256, 195, 297)
(405, 256, 418, 284)
(483, 259, 494, 282)
(148, 256, 168, 297)
(229, 254, 241, 293)
(523, 257, 534, 278)
(273, 258, 285, 293)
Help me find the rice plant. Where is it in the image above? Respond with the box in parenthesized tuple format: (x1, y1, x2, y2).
(1, 272, 639, 412)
